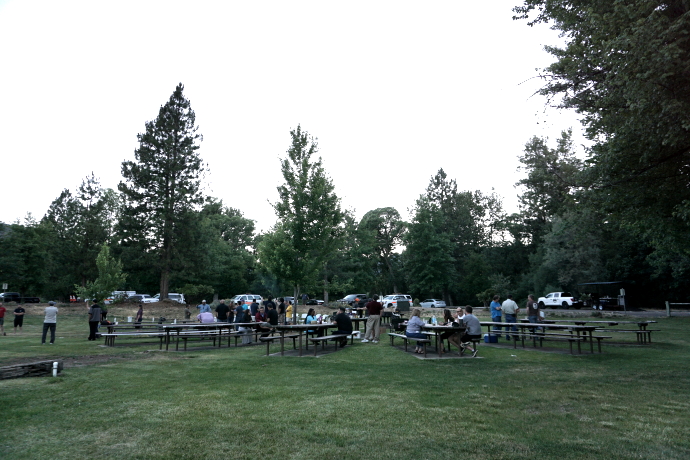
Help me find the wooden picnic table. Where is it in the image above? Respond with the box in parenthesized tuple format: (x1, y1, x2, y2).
(160, 322, 266, 351)
(518, 319, 658, 344)
(421, 324, 466, 358)
(273, 323, 340, 357)
(481, 321, 601, 353)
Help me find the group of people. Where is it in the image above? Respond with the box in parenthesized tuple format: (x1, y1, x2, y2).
(405, 306, 482, 356)
(0, 302, 26, 336)
(490, 294, 541, 340)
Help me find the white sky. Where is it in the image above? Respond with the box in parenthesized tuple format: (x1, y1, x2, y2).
(0, 0, 586, 232)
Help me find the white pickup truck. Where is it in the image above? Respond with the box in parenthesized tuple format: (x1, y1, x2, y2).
(537, 292, 582, 309)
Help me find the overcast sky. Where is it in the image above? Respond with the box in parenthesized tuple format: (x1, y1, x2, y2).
(0, 0, 586, 232)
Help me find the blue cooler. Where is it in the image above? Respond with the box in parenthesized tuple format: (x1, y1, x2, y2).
(484, 333, 498, 343)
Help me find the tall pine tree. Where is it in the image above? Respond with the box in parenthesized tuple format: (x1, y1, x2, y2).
(118, 83, 205, 299)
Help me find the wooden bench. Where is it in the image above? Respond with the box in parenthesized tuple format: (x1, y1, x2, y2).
(509, 332, 587, 354)
(259, 334, 300, 356)
(595, 329, 660, 344)
(307, 334, 352, 356)
(387, 333, 431, 357)
(101, 332, 167, 348)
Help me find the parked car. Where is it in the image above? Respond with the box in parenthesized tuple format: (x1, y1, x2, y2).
(381, 294, 413, 309)
(282, 296, 295, 304)
(420, 299, 446, 308)
(0, 292, 40, 303)
(537, 292, 581, 309)
(306, 299, 324, 305)
(230, 294, 263, 306)
(339, 294, 368, 306)
(129, 294, 157, 304)
(153, 293, 186, 304)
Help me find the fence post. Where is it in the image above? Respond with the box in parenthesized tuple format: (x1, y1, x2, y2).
(665, 301, 671, 317)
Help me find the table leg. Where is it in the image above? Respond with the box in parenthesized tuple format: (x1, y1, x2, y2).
(280, 330, 286, 356)
(589, 330, 594, 353)
(165, 330, 170, 351)
(298, 331, 303, 357)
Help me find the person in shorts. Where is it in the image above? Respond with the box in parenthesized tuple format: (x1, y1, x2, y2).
(13, 305, 26, 334)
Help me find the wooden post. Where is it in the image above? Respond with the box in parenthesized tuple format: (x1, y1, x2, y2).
(666, 301, 671, 317)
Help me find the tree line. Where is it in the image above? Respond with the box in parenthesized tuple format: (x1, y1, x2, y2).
(2, 2, 689, 306)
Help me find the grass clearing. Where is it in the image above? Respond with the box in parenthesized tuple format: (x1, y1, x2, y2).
(0, 313, 689, 459)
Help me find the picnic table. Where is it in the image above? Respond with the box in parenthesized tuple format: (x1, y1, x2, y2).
(481, 321, 604, 354)
(421, 324, 466, 358)
(518, 319, 658, 344)
(272, 323, 345, 356)
(160, 322, 265, 351)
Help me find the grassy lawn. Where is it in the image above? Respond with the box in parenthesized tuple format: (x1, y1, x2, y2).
(0, 311, 689, 459)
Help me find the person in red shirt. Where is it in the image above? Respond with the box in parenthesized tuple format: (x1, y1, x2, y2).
(0, 302, 6, 336)
(255, 306, 271, 337)
(362, 295, 384, 343)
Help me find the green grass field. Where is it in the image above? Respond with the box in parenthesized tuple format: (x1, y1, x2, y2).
(1, 311, 689, 459)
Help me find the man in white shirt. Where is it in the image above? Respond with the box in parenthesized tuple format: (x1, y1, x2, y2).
(42, 301, 58, 345)
(501, 295, 520, 341)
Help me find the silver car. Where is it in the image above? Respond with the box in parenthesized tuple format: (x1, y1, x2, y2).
(420, 299, 447, 308)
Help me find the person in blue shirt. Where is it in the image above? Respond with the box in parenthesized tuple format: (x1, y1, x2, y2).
(197, 300, 211, 314)
(490, 295, 502, 338)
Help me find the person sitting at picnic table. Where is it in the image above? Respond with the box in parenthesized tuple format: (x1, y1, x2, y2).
(305, 308, 323, 337)
(255, 307, 272, 337)
(452, 306, 482, 357)
(197, 311, 215, 323)
(405, 308, 428, 354)
(438, 309, 458, 354)
(332, 306, 353, 348)
(238, 309, 253, 345)
(266, 302, 279, 327)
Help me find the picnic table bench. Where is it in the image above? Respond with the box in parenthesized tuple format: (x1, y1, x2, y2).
(307, 334, 352, 356)
(101, 331, 167, 348)
(259, 334, 300, 356)
(387, 332, 431, 357)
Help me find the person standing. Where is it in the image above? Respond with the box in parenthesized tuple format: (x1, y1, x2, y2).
(301, 293, 308, 305)
(249, 298, 260, 316)
(332, 306, 353, 348)
(362, 295, 384, 343)
(0, 302, 6, 336)
(277, 297, 286, 325)
(197, 300, 211, 314)
(134, 304, 143, 329)
(215, 299, 230, 322)
(41, 301, 58, 345)
(226, 301, 236, 324)
(88, 301, 102, 341)
(13, 304, 25, 334)
(501, 295, 520, 341)
(526, 294, 540, 323)
(286, 301, 293, 324)
(184, 305, 191, 320)
(490, 295, 502, 338)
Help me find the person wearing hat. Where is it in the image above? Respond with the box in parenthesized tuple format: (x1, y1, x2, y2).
(197, 299, 211, 314)
(42, 301, 58, 345)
